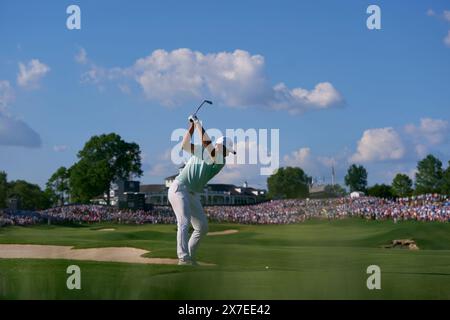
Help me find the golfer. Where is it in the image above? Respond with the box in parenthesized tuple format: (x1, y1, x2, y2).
(168, 115, 235, 265)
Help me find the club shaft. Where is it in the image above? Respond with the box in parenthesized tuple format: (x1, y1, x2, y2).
(194, 101, 207, 116)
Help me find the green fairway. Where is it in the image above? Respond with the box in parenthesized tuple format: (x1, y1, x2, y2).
(0, 219, 449, 299)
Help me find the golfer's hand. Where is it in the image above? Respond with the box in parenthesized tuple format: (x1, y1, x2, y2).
(188, 115, 199, 124)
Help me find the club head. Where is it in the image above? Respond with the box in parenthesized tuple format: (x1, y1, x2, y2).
(193, 99, 213, 117)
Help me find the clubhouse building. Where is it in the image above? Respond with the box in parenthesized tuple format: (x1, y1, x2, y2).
(140, 174, 266, 206)
(106, 169, 267, 209)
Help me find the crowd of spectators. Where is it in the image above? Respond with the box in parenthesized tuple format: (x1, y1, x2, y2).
(0, 205, 175, 227)
(0, 210, 41, 227)
(207, 194, 449, 223)
(1, 193, 448, 227)
(39, 205, 175, 224)
(205, 199, 307, 224)
(332, 194, 449, 222)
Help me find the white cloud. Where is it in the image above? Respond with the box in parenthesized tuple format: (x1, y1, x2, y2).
(212, 163, 264, 186)
(414, 144, 428, 158)
(75, 48, 88, 64)
(210, 140, 268, 186)
(444, 10, 450, 22)
(350, 127, 405, 163)
(279, 119, 448, 185)
(144, 148, 179, 178)
(272, 82, 343, 114)
(317, 155, 336, 168)
(0, 79, 41, 147)
(404, 118, 449, 157)
(427, 10, 450, 47)
(282, 147, 347, 184)
(405, 117, 449, 145)
(284, 147, 314, 168)
(427, 9, 450, 20)
(118, 84, 131, 94)
(81, 65, 102, 84)
(53, 145, 68, 152)
(81, 48, 344, 113)
(130, 49, 268, 107)
(158, 148, 173, 161)
(17, 59, 50, 88)
(283, 147, 328, 179)
(0, 112, 42, 147)
(0, 80, 14, 112)
(81, 64, 123, 89)
(444, 30, 450, 47)
(382, 164, 418, 184)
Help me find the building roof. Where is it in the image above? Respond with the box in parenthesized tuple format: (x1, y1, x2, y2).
(140, 184, 167, 193)
(140, 182, 266, 195)
(207, 184, 265, 196)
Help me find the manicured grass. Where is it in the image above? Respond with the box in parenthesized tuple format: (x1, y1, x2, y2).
(0, 219, 449, 299)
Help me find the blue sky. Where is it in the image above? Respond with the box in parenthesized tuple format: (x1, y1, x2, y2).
(1, 0, 449, 189)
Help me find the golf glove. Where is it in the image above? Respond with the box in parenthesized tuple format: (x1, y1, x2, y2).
(188, 115, 199, 124)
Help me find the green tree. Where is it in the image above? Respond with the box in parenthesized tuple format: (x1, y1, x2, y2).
(344, 164, 368, 192)
(367, 184, 394, 198)
(0, 171, 8, 208)
(8, 180, 51, 210)
(415, 154, 443, 194)
(46, 166, 70, 206)
(391, 173, 413, 197)
(70, 159, 110, 203)
(441, 161, 450, 195)
(70, 133, 143, 204)
(267, 167, 310, 199)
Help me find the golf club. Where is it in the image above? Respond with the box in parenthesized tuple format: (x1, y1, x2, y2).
(193, 99, 213, 117)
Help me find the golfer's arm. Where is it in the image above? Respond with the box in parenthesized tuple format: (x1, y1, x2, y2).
(181, 122, 196, 154)
(195, 122, 215, 159)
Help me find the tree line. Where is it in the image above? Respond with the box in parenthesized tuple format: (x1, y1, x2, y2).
(267, 154, 450, 199)
(0, 133, 142, 210)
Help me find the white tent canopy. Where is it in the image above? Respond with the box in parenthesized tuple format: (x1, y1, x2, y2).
(350, 191, 365, 198)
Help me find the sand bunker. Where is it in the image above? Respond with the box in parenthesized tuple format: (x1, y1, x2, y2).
(0, 244, 213, 266)
(207, 229, 239, 236)
(383, 239, 419, 250)
(96, 228, 116, 232)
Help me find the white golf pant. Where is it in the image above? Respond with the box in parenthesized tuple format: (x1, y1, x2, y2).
(168, 180, 208, 262)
